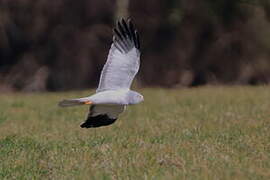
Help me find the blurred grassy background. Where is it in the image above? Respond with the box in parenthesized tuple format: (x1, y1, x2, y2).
(0, 0, 270, 91)
(1, 1, 270, 179)
(0, 87, 269, 179)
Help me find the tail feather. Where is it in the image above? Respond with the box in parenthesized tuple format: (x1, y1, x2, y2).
(58, 98, 89, 107)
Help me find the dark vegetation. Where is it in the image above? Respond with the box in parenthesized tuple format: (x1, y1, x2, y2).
(0, 0, 270, 91)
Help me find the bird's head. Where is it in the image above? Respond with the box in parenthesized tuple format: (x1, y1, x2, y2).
(127, 91, 144, 105)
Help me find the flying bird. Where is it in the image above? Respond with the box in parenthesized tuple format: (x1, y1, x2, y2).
(58, 18, 143, 128)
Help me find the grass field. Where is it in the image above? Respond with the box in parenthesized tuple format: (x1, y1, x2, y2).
(0, 86, 269, 179)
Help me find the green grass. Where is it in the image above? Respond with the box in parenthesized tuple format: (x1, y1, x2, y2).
(0, 86, 270, 179)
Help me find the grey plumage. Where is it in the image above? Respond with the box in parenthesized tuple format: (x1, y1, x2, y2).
(59, 18, 143, 128)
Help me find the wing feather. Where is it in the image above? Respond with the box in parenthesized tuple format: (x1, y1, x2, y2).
(96, 19, 141, 92)
(89, 105, 125, 118)
(80, 105, 125, 128)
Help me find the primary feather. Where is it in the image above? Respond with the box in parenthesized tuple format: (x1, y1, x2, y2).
(80, 105, 125, 128)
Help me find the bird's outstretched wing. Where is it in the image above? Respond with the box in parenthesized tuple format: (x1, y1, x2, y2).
(80, 105, 125, 128)
(96, 18, 141, 93)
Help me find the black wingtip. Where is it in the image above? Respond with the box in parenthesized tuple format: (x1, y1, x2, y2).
(135, 30, 140, 49)
(80, 114, 117, 128)
(121, 18, 132, 39)
(128, 20, 135, 32)
(128, 20, 138, 48)
(117, 20, 127, 38)
(113, 28, 123, 40)
(113, 18, 140, 50)
(127, 17, 132, 24)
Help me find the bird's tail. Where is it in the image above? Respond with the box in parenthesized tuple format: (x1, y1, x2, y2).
(58, 97, 92, 107)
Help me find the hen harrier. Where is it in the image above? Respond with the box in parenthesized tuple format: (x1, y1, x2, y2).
(59, 18, 143, 128)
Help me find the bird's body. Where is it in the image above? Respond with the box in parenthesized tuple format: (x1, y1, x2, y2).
(60, 89, 143, 106)
(59, 18, 143, 128)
